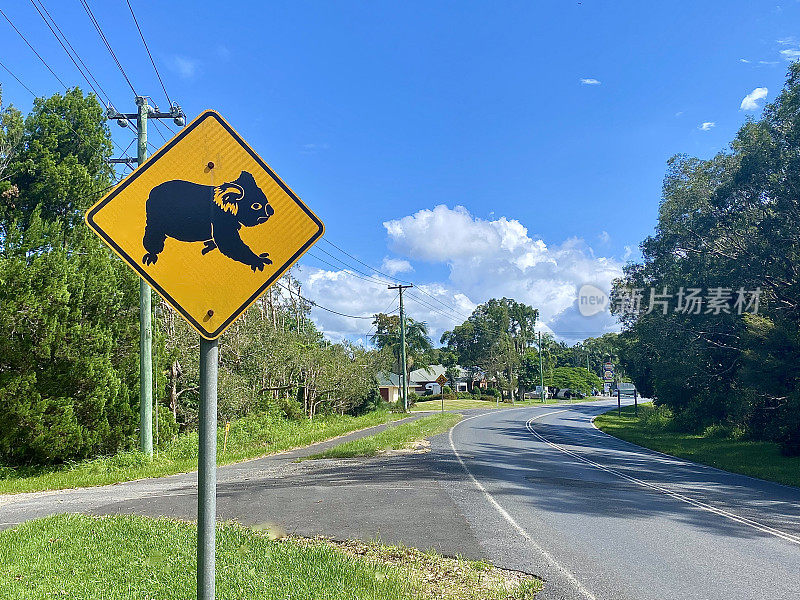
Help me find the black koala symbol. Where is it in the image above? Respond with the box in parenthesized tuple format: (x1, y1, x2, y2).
(142, 171, 275, 272)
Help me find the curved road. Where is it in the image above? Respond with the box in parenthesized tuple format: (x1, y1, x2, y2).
(438, 399, 800, 600)
(2, 399, 799, 600)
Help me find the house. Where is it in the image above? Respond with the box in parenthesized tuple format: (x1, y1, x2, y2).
(376, 372, 401, 403)
(378, 365, 471, 400)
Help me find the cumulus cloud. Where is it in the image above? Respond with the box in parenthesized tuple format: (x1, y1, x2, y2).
(699, 122, 716, 131)
(382, 205, 623, 341)
(295, 265, 474, 343)
(580, 78, 601, 85)
(381, 257, 413, 275)
(598, 230, 611, 244)
(740, 87, 768, 110)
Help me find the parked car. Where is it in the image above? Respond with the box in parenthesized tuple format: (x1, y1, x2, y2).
(555, 388, 585, 399)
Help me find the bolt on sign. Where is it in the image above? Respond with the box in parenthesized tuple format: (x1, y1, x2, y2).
(86, 110, 324, 339)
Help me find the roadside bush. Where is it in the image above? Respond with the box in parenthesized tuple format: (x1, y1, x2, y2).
(484, 387, 500, 398)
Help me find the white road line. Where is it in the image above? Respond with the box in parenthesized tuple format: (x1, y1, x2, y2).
(449, 409, 598, 600)
(525, 410, 800, 547)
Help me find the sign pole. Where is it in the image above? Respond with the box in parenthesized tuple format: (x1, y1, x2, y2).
(197, 337, 218, 600)
(539, 331, 545, 403)
(617, 388, 621, 417)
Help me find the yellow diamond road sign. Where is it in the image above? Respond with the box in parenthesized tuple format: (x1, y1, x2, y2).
(86, 110, 324, 339)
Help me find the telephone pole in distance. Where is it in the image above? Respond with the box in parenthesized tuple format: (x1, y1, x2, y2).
(388, 283, 413, 411)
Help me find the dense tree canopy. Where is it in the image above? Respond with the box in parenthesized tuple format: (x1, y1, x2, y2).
(611, 63, 800, 454)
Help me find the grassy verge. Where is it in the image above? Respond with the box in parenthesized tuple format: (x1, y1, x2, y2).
(0, 410, 404, 495)
(595, 404, 800, 488)
(305, 413, 462, 460)
(410, 396, 607, 412)
(0, 514, 541, 600)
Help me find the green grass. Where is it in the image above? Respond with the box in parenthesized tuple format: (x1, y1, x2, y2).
(595, 404, 800, 488)
(0, 514, 541, 600)
(305, 413, 462, 460)
(410, 396, 606, 412)
(0, 410, 404, 495)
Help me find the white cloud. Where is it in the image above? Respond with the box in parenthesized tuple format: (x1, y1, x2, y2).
(740, 58, 751, 63)
(622, 246, 633, 261)
(780, 48, 800, 61)
(382, 205, 623, 341)
(168, 55, 199, 79)
(381, 257, 413, 275)
(580, 78, 601, 85)
(598, 230, 611, 243)
(740, 87, 768, 110)
(699, 122, 716, 131)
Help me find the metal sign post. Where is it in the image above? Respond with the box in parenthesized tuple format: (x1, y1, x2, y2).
(197, 338, 218, 600)
(436, 373, 448, 412)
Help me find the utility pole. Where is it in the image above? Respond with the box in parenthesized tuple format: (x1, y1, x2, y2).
(107, 97, 185, 456)
(538, 331, 545, 403)
(388, 284, 413, 411)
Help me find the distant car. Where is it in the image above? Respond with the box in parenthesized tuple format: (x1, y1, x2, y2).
(524, 385, 550, 400)
(555, 388, 585, 399)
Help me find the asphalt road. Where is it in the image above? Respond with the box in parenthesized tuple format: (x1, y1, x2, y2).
(2, 399, 799, 600)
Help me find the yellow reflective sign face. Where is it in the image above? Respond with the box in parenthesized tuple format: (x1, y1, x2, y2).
(86, 110, 324, 339)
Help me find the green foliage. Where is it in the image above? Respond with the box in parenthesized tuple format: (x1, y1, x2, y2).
(0, 90, 139, 466)
(596, 404, 800, 488)
(0, 408, 400, 494)
(611, 63, 800, 454)
(547, 367, 603, 395)
(0, 514, 541, 600)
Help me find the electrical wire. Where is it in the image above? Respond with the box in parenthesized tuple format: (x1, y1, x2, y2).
(0, 58, 127, 157)
(0, 58, 37, 97)
(28, 0, 112, 106)
(320, 237, 471, 319)
(0, 7, 68, 89)
(274, 281, 374, 319)
(78, 0, 137, 95)
(125, 0, 171, 107)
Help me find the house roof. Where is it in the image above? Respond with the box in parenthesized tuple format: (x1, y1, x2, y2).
(376, 372, 401, 388)
(378, 365, 473, 388)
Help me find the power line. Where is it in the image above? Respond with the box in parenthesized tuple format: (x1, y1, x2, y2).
(78, 0, 137, 95)
(275, 281, 375, 320)
(125, 0, 171, 107)
(0, 58, 127, 157)
(0, 58, 37, 97)
(305, 251, 394, 288)
(0, 7, 68, 90)
(28, 0, 112, 106)
(405, 291, 464, 324)
(320, 237, 471, 319)
(312, 244, 394, 285)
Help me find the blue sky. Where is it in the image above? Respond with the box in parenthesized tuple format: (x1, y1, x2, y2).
(2, 1, 799, 343)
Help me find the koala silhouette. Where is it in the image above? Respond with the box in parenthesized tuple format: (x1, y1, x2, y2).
(142, 171, 275, 272)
